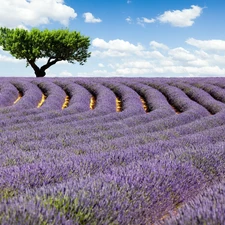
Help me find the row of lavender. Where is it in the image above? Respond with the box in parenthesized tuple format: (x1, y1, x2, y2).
(0, 77, 225, 224)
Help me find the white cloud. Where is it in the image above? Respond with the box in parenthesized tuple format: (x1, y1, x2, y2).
(92, 38, 144, 52)
(126, 16, 132, 24)
(93, 69, 108, 75)
(60, 70, 73, 77)
(118, 61, 153, 69)
(194, 50, 210, 59)
(138, 50, 165, 59)
(98, 63, 104, 67)
(127, 0, 132, 4)
(0, 54, 23, 63)
(83, 12, 102, 23)
(0, 0, 77, 27)
(142, 17, 155, 23)
(159, 59, 174, 67)
(116, 68, 151, 75)
(137, 17, 155, 27)
(77, 69, 113, 77)
(157, 5, 203, 27)
(150, 41, 169, 50)
(187, 59, 209, 67)
(186, 38, 225, 51)
(168, 47, 196, 61)
(92, 50, 130, 58)
(90, 37, 225, 77)
(210, 55, 225, 66)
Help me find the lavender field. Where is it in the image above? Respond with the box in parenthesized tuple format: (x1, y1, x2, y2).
(0, 77, 225, 225)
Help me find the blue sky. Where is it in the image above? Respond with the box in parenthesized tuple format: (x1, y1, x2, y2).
(1, 0, 225, 77)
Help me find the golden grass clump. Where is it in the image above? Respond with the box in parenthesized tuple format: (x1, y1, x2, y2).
(62, 95, 70, 109)
(116, 97, 122, 112)
(140, 97, 148, 113)
(37, 94, 47, 108)
(13, 92, 23, 104)
(90, 96, 96, 110)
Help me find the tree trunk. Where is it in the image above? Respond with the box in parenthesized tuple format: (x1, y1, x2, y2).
(27, 58, 59, 77)
(35, 69, 46, 77)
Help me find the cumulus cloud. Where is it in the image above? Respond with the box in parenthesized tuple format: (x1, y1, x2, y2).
(157, 5, 203, 27)
(186, 38, 225, 51)
(83, 12, 102, 23)
(137, 17, 155, 27)
(0, 54, 23, 63)
(0, 0, 77, 27)
(138, 50, 165, 59)
(90, 37, 225, 77)
(98, 63, 105, 67)
(142, 17, 155, 23)
(119, 61, 153, 69)
(187, 59, 209, 67)
(150, 41, 169, 50)
(93, 69, 108, 75)
(60, 70, 73, 77)
(168, 47, 196, 61)
(92, 50, 130, 58)
(92, 38, 144, 52)
(116, 68, 150, 75)
(77, 70, 112, 77)
(126, 16, 132, 24)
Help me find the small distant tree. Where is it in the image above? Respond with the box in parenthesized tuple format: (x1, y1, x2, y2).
(0, 27, 91, 77)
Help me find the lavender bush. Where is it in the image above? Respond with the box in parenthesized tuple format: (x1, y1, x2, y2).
(0, 77, 225, 224)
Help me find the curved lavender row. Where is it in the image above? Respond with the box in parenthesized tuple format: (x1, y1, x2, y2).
(0, 80, 146, 129)
(53, 81, 92, 112)
(0, 79, 209, 145)
(0, 81, 66, 125)
(0, 81, 43, 112)
(159, 178, 225, 225)
(101, 81, 145, 114)
(189, 81, 225, 103)
(124, 82, 174, 112)
(0, 80, 72, 125)
(36, 110, 224, 155)
(0, 81, 117, 128)
(0, 78, 206, 130)
(0, 85, 217, 152)
(143, 81, 212, 115)
(120, 82, 176, 126)
(0, 86, 222, 160)
(2, 79, 117, 126)
(207, 78, 225, 88)
(0, 81, 92, 124)
(35, 80, 170, 129)
(168, 81, 225, 114)
(31, 79, 66, 110)
(0, 82, 18, 107)
(75, 80, 116, 113)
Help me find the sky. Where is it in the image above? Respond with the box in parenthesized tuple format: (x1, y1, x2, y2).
(0, 0, 225, 78)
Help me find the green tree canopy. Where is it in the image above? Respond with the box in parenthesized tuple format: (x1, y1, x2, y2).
(0, 27, 91, 77)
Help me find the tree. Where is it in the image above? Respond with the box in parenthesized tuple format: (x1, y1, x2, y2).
(0, 27, 91, 77)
